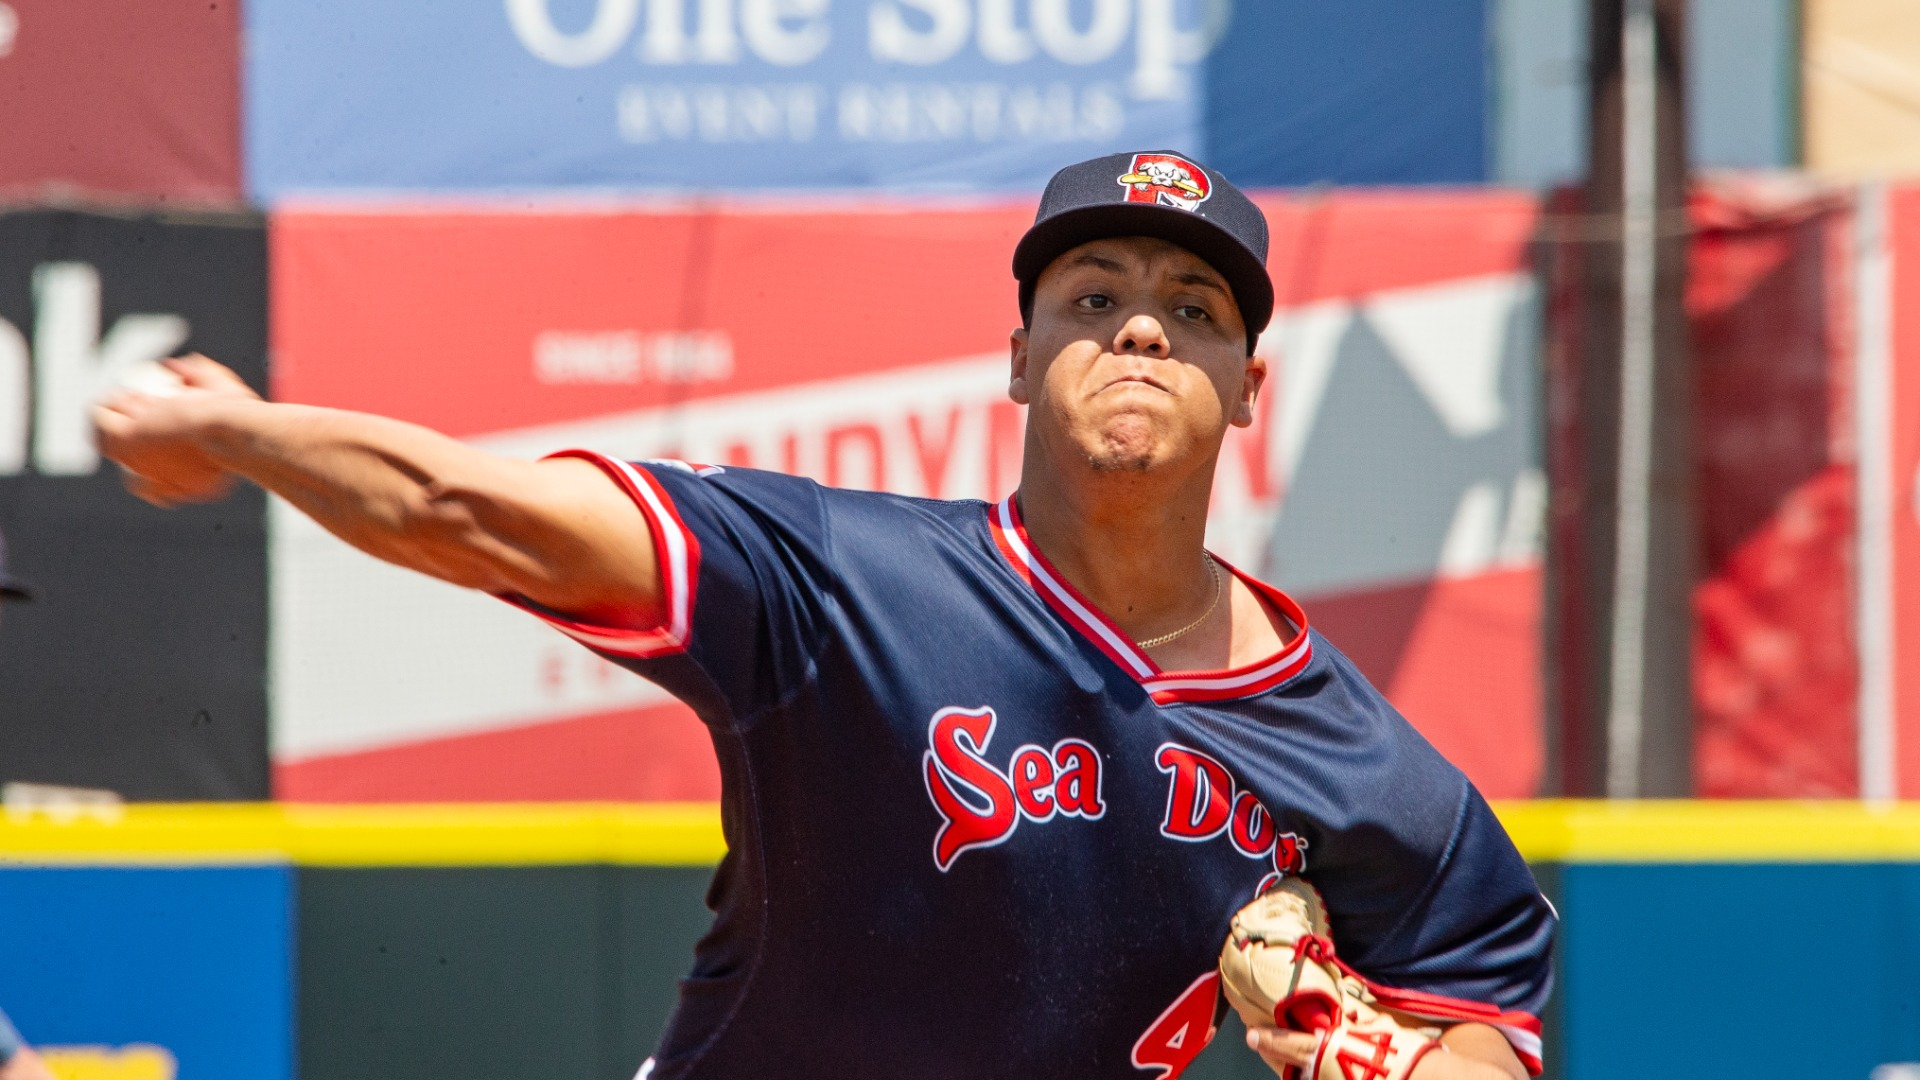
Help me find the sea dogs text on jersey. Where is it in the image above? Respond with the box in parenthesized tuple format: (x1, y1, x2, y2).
(1156, 743, 1308, 880)
(922, 706, 1106, 871)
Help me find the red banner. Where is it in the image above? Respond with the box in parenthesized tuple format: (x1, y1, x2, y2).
(270, 193, 1546, 801)
(0, 0, 239, 200)
(1688, 185, 1860, 797)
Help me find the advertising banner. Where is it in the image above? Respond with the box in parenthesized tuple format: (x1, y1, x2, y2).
(0, 207, 269, 800)
(0, 0, 241, 200)
(0, 866, 293, 1080)
(245, 0, 1225, 199)
(269, 190, 1546, 801)
(1206, 0, 1490, 186)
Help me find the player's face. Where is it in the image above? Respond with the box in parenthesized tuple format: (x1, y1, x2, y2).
(1012, 237, 1262, 475)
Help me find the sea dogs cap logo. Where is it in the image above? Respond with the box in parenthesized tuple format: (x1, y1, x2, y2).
(1117, 153, 1211, 211)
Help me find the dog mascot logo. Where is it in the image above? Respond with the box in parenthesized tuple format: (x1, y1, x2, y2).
(1117, 153, 1212, 211)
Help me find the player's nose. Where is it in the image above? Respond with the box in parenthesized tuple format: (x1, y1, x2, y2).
(1114, 313, 1170, 359)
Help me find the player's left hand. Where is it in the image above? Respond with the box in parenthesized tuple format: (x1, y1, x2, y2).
(1245, 1026, 1522, 1080)
(94, 354, 262, 507)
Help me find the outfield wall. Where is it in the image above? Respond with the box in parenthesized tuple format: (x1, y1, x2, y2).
(3, 802, 1918, 1080)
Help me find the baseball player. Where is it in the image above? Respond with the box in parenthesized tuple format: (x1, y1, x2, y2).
(95, 152, 1553, 1080)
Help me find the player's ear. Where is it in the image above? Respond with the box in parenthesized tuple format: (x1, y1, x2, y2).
(1231, 350, 1267, 428)
(1008, 328, 1031, 405)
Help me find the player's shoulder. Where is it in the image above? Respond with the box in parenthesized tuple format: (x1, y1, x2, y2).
(1280, 629, 1465, 772)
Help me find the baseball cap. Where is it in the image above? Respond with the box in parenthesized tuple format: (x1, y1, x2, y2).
(0, 528, 32, 601)
(1014, 150, 1273, 354)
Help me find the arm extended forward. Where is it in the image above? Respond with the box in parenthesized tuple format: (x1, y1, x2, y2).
(93, 355, 663, 628)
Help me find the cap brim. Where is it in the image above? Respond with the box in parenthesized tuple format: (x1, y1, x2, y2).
(1013, 202, 1274, 345)
(0, 579, 33, 601)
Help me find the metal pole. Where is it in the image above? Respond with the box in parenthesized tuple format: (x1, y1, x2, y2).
(1606, 0, 1659, 800)
(1855, 183, 1897, 805)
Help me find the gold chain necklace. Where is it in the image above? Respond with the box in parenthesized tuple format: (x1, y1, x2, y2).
(1137, 553, 1223, 649)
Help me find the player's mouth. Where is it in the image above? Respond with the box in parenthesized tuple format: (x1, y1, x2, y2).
(1099, 373, 1174, 396)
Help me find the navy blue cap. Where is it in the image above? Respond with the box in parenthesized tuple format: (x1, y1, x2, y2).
(0, 528, 31, 601)
(1014, 151, 1273, 354)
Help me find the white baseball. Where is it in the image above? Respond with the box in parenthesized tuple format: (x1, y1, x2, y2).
(115, 359, 187, 399)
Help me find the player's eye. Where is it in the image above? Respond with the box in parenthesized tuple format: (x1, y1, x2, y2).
(1176, 304, 1211, 322)
(1077, 293, 1114, 311)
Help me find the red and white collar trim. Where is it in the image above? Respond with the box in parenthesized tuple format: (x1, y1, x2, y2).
(988, 496, 1314, 706)
(497, 449, 701, 659)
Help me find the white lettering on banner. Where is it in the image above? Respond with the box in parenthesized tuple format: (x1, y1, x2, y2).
(509, 0, 1231, 106)
(1131, 0, 1227, 99)
(533, 330, 734, 384)
(838, 81, 1122, 142)
(1031, 0, 1129, 64)
(0, 263, 190, 477)
(506, 0, 641, 67)
(742, 0, 833, 65)
(639, 0, 740, 62)
(869, 0, 972, 65)
(619, 83, 823, 142)
(0, 3, 18, 58)
(977, 0, 1032, 63)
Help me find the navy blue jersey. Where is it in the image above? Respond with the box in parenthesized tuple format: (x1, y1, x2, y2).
(508, 452, 1555, 1080)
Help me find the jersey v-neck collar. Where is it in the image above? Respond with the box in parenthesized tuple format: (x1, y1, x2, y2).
(986, 495, 1314, 706)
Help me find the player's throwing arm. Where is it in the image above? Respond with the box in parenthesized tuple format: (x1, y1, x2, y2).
(93, 354, 664, 629)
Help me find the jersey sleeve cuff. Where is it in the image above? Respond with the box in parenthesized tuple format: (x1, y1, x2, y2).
(496, 450, 702, 660)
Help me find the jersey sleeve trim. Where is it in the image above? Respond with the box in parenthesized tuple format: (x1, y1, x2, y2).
(497, 450, 702, 659)
(1364, 985, 1543, 1075)
(988, 496, 1316, 705)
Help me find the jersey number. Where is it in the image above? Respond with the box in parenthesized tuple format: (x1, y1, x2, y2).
(1130, 972, 1220, 1079)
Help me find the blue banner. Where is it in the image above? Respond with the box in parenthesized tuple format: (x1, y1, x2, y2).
(245, 0, 1226, 198)
(0, 868, 293, 1080)
(1204, 0, 1490, 186)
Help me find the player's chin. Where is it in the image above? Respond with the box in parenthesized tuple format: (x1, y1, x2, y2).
(1082, 426, 1180, 474)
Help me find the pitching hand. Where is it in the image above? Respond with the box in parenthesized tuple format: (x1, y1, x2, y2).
(93, 354, 261, 507)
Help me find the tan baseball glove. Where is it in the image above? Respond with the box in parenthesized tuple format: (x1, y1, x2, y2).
(1218, 878, 1444, 1080)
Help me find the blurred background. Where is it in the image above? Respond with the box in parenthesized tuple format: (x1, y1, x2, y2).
(0, 0, 1918, 1076)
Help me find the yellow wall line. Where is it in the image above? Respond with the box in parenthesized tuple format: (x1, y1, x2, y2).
(0, 803, 727, 867)
(4, 800, 1920, 867)
(1495, 799, 1920, 862)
